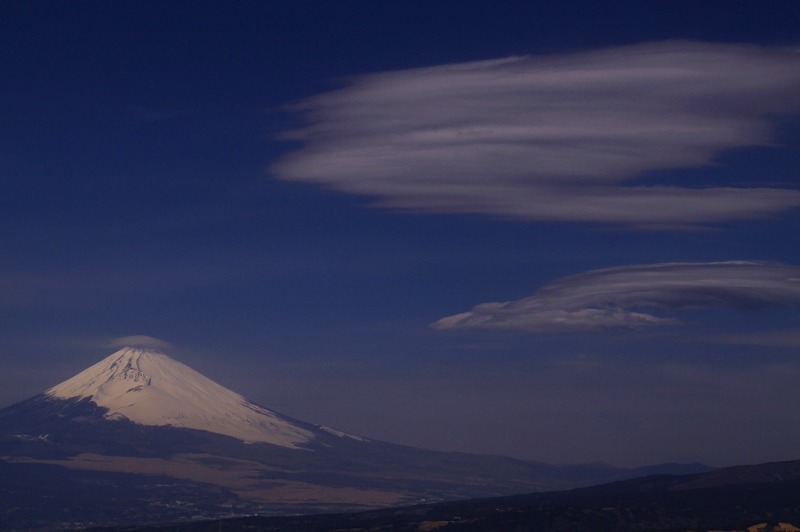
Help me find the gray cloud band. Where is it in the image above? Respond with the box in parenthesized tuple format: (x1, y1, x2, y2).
(273, 41, 800, 225)
(430, 261, 800, 333)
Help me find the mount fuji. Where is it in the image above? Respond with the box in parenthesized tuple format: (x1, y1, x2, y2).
(0, 346, 709, 529)
(45, 347, 317, 447)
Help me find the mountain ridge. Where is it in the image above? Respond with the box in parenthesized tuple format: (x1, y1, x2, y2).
(0, 345, 714, 529)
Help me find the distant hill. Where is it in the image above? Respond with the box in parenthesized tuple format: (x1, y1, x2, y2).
(104, 459, 800, 531)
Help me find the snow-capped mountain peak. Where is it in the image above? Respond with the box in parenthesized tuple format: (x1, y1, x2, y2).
(45, 346, 314, 448)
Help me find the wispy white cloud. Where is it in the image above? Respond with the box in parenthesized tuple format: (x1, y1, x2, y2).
(431, 261, 800, 333)
(273, 41, 800, 225)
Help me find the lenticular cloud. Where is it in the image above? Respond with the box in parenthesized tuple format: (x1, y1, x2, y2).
(273, 41, 800, 226)
(431, 261, 800, 333)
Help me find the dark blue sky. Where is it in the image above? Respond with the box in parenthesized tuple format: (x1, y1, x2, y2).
(2, 0, 799, 467)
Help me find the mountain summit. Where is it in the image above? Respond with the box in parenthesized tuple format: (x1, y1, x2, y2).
(45, 346, 313, 447)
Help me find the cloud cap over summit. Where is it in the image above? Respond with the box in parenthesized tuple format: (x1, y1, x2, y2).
(108, 335, 172, 350)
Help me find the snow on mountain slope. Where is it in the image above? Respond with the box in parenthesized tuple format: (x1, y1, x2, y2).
(46, 347, 314, 448)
